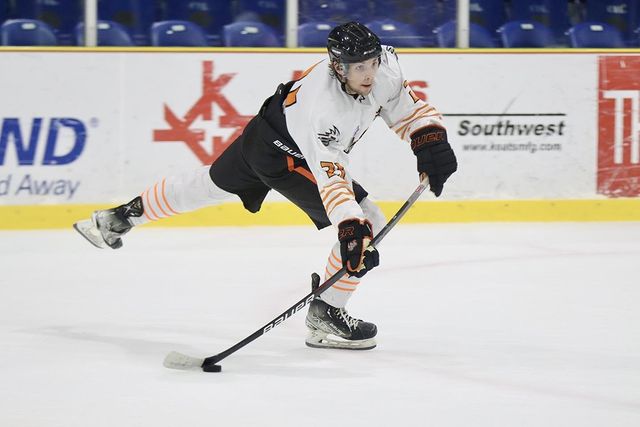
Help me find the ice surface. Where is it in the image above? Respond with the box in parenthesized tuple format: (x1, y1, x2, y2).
(1, 223, 639, 426)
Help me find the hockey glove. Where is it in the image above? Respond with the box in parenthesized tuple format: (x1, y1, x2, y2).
(411, 126, 457, 197)
(338, 219, 380, 278)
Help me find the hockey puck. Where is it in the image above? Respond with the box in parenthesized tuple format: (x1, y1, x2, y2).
(202, 363, 222, 373)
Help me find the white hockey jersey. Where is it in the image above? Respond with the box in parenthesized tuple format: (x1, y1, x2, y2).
(283, 46, 445, 227)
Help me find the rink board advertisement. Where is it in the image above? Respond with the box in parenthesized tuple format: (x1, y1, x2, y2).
(0, 49, 639, 227)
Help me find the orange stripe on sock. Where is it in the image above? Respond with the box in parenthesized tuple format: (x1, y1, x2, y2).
(153, 183, 171, 218)
(141, 191, 153, 221)
(337, 277, 359, 286)
(144, 189, 160, 220)
(161, 178, 181, 215)
(328, 255, 341, 271)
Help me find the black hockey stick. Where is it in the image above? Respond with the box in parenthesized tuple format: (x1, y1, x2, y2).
(163, 176, 430, 372)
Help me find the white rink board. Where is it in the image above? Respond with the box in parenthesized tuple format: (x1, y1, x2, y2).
(0, 51, 600, 204)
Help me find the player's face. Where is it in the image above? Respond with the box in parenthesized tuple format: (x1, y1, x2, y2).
(344, 57, 380, 96)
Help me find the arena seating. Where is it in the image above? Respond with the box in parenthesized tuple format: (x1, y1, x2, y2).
(366, 19, 423, 47)
(1, 18, 57, 46)
(567, 22, 626, 48)
(498, 20, 555, 47)
(223, 21, 281, 47)
(510, 0, 572, 44)
(434, 20, 496, 47)
(76, 20, 134, 46)
(164, 0, 232, 46)
(0, 1, 637, 48)
(14, 0, 80, 45)
(298, 21, 334, 47)
(151, 20, 208, 47)
(98, 0, 159, 46)
(586, 0, 639, 46)
(236, 0, 285, 40)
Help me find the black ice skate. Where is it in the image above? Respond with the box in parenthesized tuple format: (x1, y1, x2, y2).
(73, 196, 143, 249)
(305, 298, 377, 350)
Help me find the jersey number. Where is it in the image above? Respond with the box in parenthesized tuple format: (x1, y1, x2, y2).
(321, 161, 346, 179)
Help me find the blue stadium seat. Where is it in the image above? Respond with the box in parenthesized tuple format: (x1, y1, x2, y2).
(510, 0, 571, 44)
(586, 0, 639, 45)
(469, 0, 507, 36)
(164, 0, 232, 46)
(1, 19, 58, 46)
(223, 21, 280, 47)
(434, 21, 496, 48)
(366, 19, 423, 47)
(372, 0, 440, 46)
(498, 20, 555, 47)
(76, 20, 134, 46)
(14, 0, 80, 45)
(567, 22, 625, 48)
(298, 22, 334, 47)
(151, 20, 208, 47)
(98, 0, 159, 46)
(235, 0, 285, 40)
(299, 0, 371, 24)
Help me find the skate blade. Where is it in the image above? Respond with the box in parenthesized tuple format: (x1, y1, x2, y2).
(305, 329, 377, 351)
(73, 219, 106, 249)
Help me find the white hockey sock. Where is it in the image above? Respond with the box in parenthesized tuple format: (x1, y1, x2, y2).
(318, 199, 385, 308)
(129, 166, 234, 226)
(319, 242, 361, 308)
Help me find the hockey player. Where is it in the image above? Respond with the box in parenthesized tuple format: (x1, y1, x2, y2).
(74, 22, 457, 350)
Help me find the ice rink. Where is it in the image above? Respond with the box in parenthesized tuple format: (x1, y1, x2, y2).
(1, 222, 639, 426)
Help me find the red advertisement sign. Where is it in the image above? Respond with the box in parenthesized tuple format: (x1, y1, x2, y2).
(153, 61, 253, 165)
(598, 56, 640, 197)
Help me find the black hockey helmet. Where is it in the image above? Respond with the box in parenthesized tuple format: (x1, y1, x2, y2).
(327, 22, 382, 64)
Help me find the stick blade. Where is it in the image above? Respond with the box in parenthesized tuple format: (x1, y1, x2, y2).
(163, 351, 204, 371)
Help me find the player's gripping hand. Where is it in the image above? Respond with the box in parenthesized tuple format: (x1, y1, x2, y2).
(338, 219, 380, 278)
(410, 126, 457, 197)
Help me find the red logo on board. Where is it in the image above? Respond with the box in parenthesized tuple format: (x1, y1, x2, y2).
(598, 56, 640, 197)
(153, 61, 252, 164)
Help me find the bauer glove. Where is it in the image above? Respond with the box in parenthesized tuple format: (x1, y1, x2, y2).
(411, 126, 457, 197)
(338, 219, 380, 278)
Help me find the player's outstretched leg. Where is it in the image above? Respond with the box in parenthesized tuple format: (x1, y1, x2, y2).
(305, 297, 377, 350)
(74, 166, 236, 249)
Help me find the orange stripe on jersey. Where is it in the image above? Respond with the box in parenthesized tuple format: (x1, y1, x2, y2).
(161, 178, 181, 215)
(297, 61, 321, 80)
(284, 86, 300, 108)
(324, 192, 352, 214)
(327, 198, 351, 216)
(399, 114, 444, 141)
(320, 185, 354, 204)
(323, 187, 352, 206)
(320, 180, 354, 198)
(393, 104, 433, 129)
(286, 156, 317, 183)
